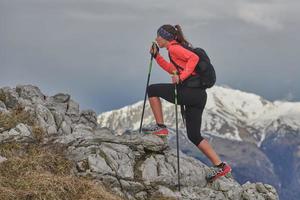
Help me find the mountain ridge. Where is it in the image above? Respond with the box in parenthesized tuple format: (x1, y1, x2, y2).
(97, 85, 300, 146)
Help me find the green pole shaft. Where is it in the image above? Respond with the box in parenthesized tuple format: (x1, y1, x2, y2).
(174, 72, 181, 192)
(139, 42, 155, 133)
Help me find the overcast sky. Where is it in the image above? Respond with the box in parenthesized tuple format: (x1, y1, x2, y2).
(1, 0, 299, 114)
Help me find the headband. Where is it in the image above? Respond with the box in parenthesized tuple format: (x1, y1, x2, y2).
(157, 27, 176, 41)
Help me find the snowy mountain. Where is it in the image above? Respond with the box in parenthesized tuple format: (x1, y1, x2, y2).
(97, 85, 300, 146)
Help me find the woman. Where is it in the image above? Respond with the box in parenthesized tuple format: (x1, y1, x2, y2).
(142, 24, 231, 181)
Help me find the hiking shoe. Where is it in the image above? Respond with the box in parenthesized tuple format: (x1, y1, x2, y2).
(142, 124, 168, 137)
(206, 162, 232, 182)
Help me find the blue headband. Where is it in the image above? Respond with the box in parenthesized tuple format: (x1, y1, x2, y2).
(157, 27, 176, 41)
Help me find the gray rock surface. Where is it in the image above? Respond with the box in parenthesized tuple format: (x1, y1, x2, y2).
(16, 84, 45, 104)
(0, 100, 7, 113)
(0, 123, 32, 142)
(0, 86, 19, 108)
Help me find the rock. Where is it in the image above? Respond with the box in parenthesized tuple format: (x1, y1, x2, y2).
(52, 93, 70, 103)
(0, 123, 32, 142)
(242, 182, 279, 200)
(119, 180, 144, 194)
(0, 100, 7, 112)
(98, 175, 120, 188)
(16, 84, 45, 104)
(256, 182, 269, 194)
(73, 140, 136, 179)
(45, 98, 68, 114)
(76, 129, 169, 153)
(99, 142, 135, 179)
(140, 149, 208, 188)
(152, 185, 178, 198)
(138, 133, 169, 152)
(60, 121, 72, 135)
(210, 176, 240, 192)
(51, 110, 64, 129)
(76, 160, 89, 172)
(45, 93, 70, 114)
(181, 187, 225, 200)
(49, 110, 72, 135)
(35, 104, 57, 135)
(264, 184, 278, 196)
(79, 110, 98, 129)
(88, 154, 115, 175)
(73, 123, 94, 134)
(0, 87, 19, 108)
(66, 99, 80, 123)
(140, 155, 158, 185)
(135, 191, 147, 200)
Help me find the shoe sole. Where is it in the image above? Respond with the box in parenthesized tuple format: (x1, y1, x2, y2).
(142, 131, 168, 138)
(207, 167, 232, 182)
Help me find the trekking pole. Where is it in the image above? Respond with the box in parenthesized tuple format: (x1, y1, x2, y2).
(173, 71, 181, 192)
(139, 42, 156, 133)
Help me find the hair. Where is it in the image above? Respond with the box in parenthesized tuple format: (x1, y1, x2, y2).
(159, 24, 192, 47)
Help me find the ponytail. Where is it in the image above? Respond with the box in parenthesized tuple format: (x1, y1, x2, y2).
(175, 25, 192, 47)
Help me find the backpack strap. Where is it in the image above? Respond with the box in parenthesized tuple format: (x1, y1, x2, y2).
(168, 43, 200, 75)
(168, 52, 184, 74)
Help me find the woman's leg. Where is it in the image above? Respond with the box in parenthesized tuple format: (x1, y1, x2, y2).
(180, 87, 221, 166)
(185, 106, 222, 165)
(197, 139, 222, 166)
(147, 84, 176, 125)
(149, 97, 164, 125)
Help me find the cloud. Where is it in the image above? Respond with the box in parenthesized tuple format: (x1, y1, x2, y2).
(66, 10, 138, 21)
(236, 1, 299, 31)
(237, 2, 282, 30)
(1, 0, 300, 113)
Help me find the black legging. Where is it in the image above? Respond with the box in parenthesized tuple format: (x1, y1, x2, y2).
(147, 83, 207, 146)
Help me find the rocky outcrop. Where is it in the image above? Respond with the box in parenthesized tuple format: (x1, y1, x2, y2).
(0, 84, 279, 200)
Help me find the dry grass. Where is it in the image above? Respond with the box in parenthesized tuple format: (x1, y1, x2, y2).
(0, 142, 23, 158)
(0, 105, 35, 132)
(0, 172, 123, 200)
(0, 143, 123, 200)
(31, 125, 45, 143)
(0, 90, 6, 103)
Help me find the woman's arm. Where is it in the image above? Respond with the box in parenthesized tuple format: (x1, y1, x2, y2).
(155, 54, 177, 74)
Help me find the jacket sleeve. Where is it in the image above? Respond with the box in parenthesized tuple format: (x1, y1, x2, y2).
(169, 45, 199, 81)
(155, 54, 177, 74)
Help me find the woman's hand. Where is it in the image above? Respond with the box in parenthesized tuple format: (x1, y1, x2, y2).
(172, 74, 180, 84)
(150, 43, 159, 58)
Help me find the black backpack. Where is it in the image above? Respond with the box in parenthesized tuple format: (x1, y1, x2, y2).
(168, 44, 216, 89)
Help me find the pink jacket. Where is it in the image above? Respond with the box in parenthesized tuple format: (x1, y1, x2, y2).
(155, 40, 199, 82)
